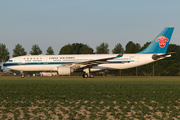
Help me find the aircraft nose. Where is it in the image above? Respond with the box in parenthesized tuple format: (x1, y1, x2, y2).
(3, 62, 8, 67)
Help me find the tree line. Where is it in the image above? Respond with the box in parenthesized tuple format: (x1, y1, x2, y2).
(0, 41, 180, 76)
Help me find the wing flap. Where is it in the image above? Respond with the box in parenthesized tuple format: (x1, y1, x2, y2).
(71, 53, 124, 69)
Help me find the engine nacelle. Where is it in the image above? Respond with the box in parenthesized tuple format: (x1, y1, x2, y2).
(57, 66, 74, 75)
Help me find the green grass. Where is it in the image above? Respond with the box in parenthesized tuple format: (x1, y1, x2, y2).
(0, 76, 180, 119)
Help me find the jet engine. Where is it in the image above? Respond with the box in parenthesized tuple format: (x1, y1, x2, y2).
(57, 66, 74, 75)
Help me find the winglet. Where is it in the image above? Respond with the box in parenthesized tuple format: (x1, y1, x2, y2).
(116, 52, 124, 57)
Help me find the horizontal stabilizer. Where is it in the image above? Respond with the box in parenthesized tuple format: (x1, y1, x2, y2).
(116, 52, 124, 57)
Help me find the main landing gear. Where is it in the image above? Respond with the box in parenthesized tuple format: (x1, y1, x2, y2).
(82, 68, 94, 78)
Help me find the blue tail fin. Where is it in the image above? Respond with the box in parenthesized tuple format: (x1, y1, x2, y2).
(138, 27, 174, 54)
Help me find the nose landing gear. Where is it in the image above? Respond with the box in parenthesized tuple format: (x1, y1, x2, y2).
(20, 71, 25, 78)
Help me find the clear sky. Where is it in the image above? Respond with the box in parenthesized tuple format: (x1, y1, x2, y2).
(0, 0, 180, 56)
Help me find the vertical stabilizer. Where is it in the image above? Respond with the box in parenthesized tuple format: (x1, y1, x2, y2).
(138, 27, 174, 54)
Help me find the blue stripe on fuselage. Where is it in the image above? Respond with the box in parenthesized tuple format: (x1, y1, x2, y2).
(3, 62, 74, 67)
(3, 60, 134, 67)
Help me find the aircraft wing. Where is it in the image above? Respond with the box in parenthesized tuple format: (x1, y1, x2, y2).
(69, 53, 124, 69)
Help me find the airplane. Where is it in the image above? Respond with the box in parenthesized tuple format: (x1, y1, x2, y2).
(3, 27, 174, 78)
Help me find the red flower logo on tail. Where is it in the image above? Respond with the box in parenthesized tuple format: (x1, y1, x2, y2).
(156, 36, 169, 48)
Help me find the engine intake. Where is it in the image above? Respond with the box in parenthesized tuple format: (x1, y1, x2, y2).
(57, 66, 74, 75)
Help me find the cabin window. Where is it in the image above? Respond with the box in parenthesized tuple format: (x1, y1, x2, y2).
(37, 58, 39, 59)
(27, 58, 29, 59)
(30, 58, 32, 59)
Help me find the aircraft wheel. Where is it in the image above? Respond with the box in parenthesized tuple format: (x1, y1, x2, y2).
(84, 74, 88, 78)
(89, 74, 94, 78)
(83, 74, 88, 78)
(21, 74, 25, 78)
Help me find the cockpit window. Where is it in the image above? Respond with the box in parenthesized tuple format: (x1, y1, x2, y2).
(8, 60, 13, 62)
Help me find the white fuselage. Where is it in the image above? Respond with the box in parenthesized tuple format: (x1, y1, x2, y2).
(4, 54, 157, 72)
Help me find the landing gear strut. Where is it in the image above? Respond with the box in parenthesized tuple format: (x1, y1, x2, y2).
(83, 68, 94, 78)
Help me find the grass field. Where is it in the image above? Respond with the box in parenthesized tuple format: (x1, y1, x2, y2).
(0, 76, 180, 120)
